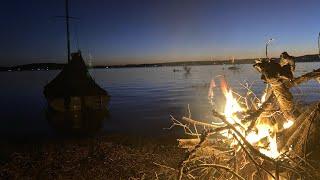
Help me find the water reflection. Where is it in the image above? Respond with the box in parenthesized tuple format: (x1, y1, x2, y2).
(0, 63, 319, 137)
(46, 108, 109, 136)
(183, 71, 191, 78)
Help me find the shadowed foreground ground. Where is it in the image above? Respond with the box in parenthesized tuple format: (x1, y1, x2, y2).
(0, 134, 184, 179)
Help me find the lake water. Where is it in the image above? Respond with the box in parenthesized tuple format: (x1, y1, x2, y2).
(1, 63, 320, 139)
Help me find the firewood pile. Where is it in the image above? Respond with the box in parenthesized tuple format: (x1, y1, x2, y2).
(163, 53, 320, 179)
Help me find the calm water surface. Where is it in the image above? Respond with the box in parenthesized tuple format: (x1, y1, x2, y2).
(1, 63, 320, 138)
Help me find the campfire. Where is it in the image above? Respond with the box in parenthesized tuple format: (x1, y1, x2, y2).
(220, 78, 280, 159)
(160, 54, 320, 179)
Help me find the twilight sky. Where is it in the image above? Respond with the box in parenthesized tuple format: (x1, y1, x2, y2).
(1, 0, 320, 66)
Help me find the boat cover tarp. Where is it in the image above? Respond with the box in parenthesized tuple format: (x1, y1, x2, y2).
(44, 51, 109, 99)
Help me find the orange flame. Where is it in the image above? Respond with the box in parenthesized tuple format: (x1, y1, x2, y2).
(220, 77, 229, 95)
(220, 77, 243, 125)
(218, 79, 285, 159)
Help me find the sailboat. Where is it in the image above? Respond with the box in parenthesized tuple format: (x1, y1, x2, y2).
(183, 65, 191, 73)
(43, 0, 110, 133)
(228, 56, 240, 70)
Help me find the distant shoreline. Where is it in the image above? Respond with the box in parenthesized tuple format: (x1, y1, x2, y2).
(1, 54, 319, 72)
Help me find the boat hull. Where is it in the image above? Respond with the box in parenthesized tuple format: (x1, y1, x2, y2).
(48, 95, 109, 112)
(46, 95, 109, 135)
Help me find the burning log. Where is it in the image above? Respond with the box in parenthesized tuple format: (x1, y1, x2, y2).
(253, 54, 320, 158)
(162, 52, 320, 179)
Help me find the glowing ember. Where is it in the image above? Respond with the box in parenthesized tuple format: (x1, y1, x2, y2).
(246, 124, 272, 144)
(259, 135, 280, 159)
(246, 124, 280, 158)
(258, 92, 267, 107)
(283, 119, 294, 129)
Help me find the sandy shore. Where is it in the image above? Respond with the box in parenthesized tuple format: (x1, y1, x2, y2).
(0, 134, 185, 179)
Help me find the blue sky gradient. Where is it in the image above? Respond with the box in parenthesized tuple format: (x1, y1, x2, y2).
(1, 0, 320, 65)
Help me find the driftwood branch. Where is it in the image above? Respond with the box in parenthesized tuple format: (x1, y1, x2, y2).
(186, 164, 245, 180)
(182, 117, 224, 128)
(279, 103, 320, 151)
(291, 68, 320, 86)
(177, 131, 211, 180)
(243, 68, 320, 128)
(231, 133, 275, 179)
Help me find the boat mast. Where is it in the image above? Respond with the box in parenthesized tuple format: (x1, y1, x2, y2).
(65, 0, 71, 62)
(318, 32, 320, 58)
